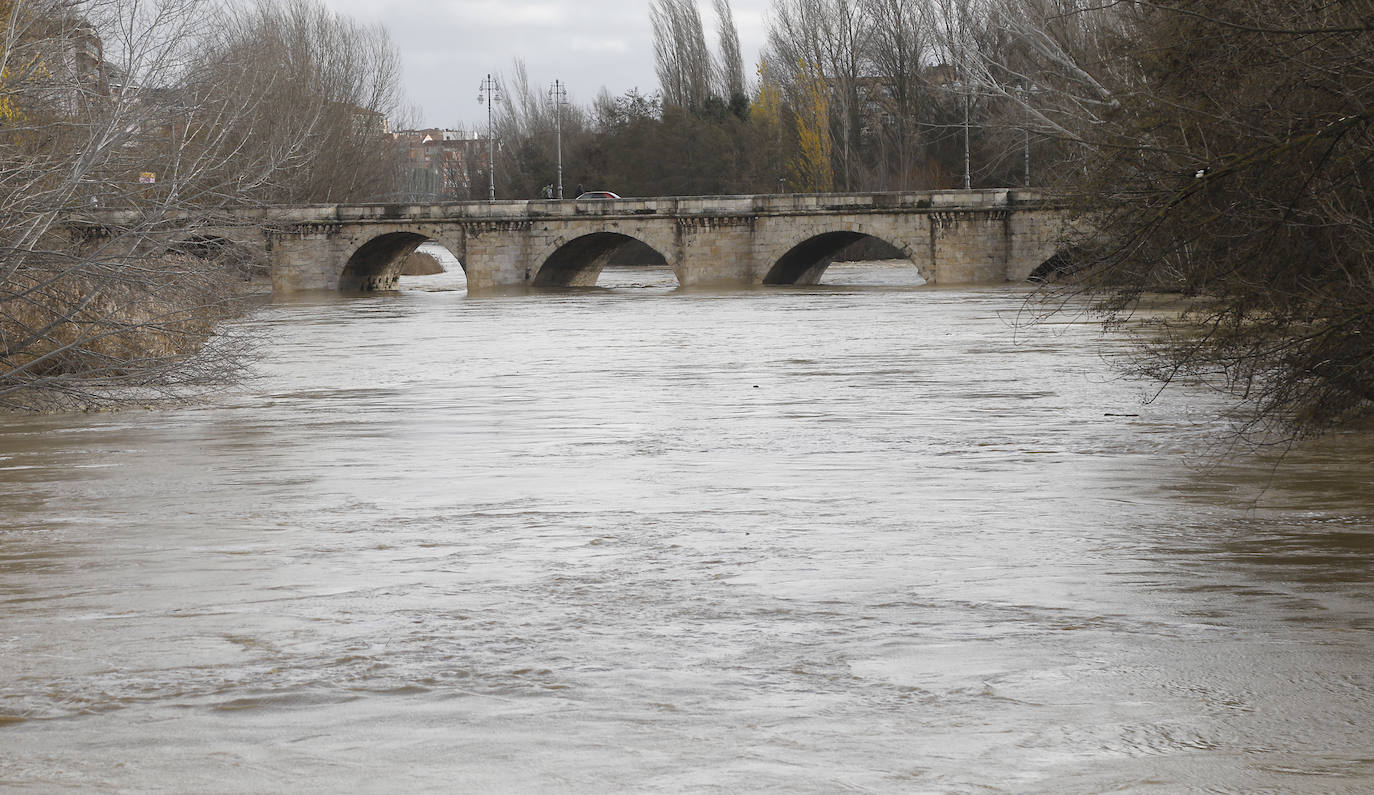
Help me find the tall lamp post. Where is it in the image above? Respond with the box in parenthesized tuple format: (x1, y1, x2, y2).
(548, 79, 568, 199)
(1024, 114, 1031, 187)
(962, 85, 971, 190)
(1020, 81, 1038, 188)
(939, 80, 974, 189)
(477, 73, 502, 201)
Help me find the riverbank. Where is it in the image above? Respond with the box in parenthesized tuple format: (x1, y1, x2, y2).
(0, 254, 269, 413)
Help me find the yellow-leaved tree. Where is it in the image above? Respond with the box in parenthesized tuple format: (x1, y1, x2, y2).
(789, 59, 833, 193)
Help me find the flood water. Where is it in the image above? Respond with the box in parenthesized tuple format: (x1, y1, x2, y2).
(2, 262, 1372, 792)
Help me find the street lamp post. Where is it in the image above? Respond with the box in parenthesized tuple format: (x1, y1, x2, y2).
(477, 73, 502, 201)
(1024, 116, 1031, 188)
(548, 79, 568, 199)
(962, 88, 971, 190)
(939, 81, 975, 190)
(1020, 81, 1038, 188)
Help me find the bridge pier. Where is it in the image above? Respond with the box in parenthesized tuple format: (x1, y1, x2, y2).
(1006, 207, 1070, 282)
(672, 216, 756, 286)
(927, 210, 1015, 284)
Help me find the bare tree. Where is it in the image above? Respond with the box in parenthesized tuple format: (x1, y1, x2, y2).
(1, 0, 407, 411)
(1, 0, 252, 411)
(192, 0, 405, 204)
(990, 0, 1374, 440)
(859, 0, 927, 189)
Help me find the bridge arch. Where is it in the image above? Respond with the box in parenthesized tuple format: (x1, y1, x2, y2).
(168, 233, 233, 260)
(1027, 248, 1085, 283)
(340, 232, 465, 291)
(762, 230, 929, 285)
(167, 234, 267, 280)
(534, 232, 673, 288)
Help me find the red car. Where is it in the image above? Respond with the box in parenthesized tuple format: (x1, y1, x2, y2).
(576, 191, 620, 199)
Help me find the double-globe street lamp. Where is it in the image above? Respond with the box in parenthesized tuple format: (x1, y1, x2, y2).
(477, 73, 502, 201)
(548, 79, 568, 200)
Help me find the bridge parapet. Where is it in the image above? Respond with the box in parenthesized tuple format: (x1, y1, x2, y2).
(70, 189, 1057, 228)
(284, 189, 1059, 223)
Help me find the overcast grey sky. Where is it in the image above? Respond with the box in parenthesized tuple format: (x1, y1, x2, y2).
(315, 0, 772, 130)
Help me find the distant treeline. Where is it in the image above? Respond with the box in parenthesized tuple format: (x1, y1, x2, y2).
(480, 0, 1045, 201)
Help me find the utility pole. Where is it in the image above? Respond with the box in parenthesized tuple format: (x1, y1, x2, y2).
(477, 73, 502, 201)
(548, 79, 568, 199)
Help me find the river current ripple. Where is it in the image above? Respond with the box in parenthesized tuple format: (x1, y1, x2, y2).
(1, 264, 1372, 792)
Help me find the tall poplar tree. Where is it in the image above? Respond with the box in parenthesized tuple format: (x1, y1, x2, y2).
(651, 0, 712, 111)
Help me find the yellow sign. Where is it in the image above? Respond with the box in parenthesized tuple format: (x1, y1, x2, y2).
(139, 172, 156, 184)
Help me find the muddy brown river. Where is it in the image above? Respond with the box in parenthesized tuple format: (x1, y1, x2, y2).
(2, 263, 1371, 792)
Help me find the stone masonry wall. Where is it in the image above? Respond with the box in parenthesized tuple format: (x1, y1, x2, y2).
(248, 191, 1069, 292)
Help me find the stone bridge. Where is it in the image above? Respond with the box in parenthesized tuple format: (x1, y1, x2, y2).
(81, 190, 1070, 292)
